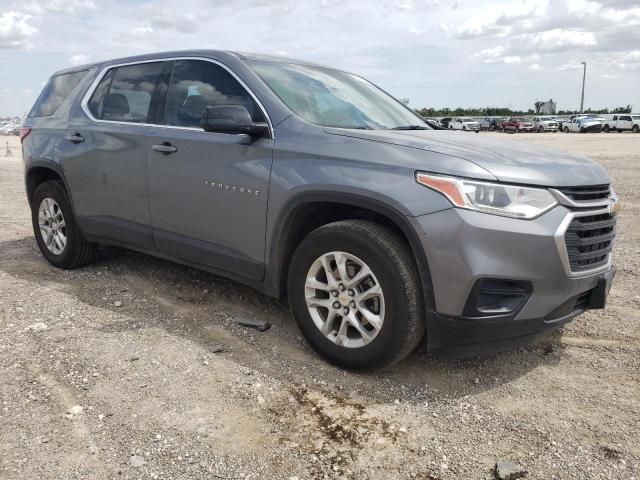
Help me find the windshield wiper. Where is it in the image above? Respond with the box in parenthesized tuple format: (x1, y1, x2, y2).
(390, 125, 429, 130)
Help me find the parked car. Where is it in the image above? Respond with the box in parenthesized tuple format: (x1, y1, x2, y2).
(602, 114, 640, 133)
(423, 118, 447, 130)
(1, 122, 21, 135)
(449, 117, 480, 132)
(502, 117, 534, 132)
(489, 118, 506, 131)
(563, 115, 603, 133)
(532, 116, 559, 133)
(439, 117, 452, 129)
(22, 50, 618, 369)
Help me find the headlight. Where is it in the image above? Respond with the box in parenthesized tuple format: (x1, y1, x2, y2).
(416, 172, 558, 219)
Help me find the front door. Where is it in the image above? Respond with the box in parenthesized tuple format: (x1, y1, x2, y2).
(147, 59, 274, 281)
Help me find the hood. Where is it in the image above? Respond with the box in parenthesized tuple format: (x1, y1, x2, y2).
(323, 128, 609, 187)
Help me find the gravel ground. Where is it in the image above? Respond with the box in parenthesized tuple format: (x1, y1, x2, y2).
(0, 132, 638, 480)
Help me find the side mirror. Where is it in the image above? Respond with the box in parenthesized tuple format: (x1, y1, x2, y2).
(200, 105, 268, 137)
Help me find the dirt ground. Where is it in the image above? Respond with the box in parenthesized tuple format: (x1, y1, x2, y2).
(0, 132, 638, 480)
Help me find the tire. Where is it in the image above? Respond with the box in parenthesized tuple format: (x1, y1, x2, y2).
(31, 180, 97, 269)
(603, 125, 610, 133)
(462, 126, 466, 131)
(564, 127, 569, 133)
(539, 126, 544, 133)
(515, 127, 520, 133)
(287, 220, 424, 370)
(633, 125, 639, 133)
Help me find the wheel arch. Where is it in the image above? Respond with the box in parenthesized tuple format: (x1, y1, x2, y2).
(25, 161, 72, 208)
(267, 191, 436, 314)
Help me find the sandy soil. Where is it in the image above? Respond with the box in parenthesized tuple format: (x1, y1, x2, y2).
(0, 132, 638, 480)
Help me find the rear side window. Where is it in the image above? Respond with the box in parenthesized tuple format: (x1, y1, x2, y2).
(87, 62, 164, 123)
(29, 70, 88, 117)
(164, 60, 265, 128)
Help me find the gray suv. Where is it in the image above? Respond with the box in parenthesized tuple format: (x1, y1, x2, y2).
(22, 50, 618, 369)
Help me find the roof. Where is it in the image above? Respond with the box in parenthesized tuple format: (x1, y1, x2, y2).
(52, 49, 331, 77)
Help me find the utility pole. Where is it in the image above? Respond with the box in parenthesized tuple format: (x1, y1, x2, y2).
(580, 61, 586, 113)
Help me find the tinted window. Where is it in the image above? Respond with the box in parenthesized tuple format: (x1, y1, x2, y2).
(165, 60, 265, 128)
(87, 68, 115, 119)
(29, 70, 88, 117)
(88, 62, 164, 123)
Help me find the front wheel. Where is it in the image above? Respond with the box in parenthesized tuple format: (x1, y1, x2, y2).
(564, 126, 570, 133)
(288, 220, 424, 369)
(633, 125, 639, 133)
(603, 125, 610, 133)
(31, 181, 97, 269)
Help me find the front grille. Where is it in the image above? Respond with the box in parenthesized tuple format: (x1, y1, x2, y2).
(558, 184, 611, 202)
(564, 213, 616, 272)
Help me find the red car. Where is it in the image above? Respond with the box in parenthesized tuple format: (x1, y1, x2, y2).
(502, 117, 534, 133)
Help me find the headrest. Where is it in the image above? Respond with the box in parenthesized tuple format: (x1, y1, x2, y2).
(103, 93, 130, 118)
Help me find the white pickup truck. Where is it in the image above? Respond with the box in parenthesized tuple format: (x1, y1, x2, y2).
(562, 115, 603, 133)
(532, 116, 559, 132)
(602, 114, 640, 133)
(449, 117, 480, 132)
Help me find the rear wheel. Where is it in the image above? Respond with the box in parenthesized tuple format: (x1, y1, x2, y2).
(564, 126, 569, 133)
(539, 126, 544, 133)
(603, 125, 610, 133)
(633, 125, 639, 133)
(31, 181, 97, 269)
(288, 220, 424, 369)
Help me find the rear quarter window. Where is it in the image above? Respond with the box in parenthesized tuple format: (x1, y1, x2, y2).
(29, 70, 88, 117)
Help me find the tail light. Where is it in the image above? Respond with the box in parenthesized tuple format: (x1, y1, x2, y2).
(20, 127, 31, 143)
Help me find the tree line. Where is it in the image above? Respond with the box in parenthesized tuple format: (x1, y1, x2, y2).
(415, 104, 633, 117)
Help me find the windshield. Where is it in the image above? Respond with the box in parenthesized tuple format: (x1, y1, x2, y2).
(249, 60, 429, 130)
(462, 118, 474, 122)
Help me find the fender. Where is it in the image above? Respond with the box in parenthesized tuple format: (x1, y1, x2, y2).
(265, 189, 438, 315)
(24, 159, 79, 218)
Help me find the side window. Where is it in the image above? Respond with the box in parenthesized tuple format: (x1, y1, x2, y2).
(164, 60, 265, 129)
(621, 116, 631, 121)
(87, 68, 115, 119)
(87, 62, 164, 123)
(613, 116, 618, 121)
(29, 70, 88, 117)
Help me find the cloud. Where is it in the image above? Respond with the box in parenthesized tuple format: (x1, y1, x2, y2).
(517, 29, 597, 53)
(69, 53, 89, 66)
(0, 11, 37, 49)
(453, 1, 545, 38)
(26, 0, 96, 14)
(528, 63, 542, 71)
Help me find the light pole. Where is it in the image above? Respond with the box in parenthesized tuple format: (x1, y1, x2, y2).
(580, 61, 586, 113)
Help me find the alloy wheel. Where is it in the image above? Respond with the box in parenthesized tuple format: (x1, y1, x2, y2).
(304, 251, 385, 348)
(38, 198, 67, 255)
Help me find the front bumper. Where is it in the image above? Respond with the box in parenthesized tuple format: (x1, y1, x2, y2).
(416, 206, 615, 356)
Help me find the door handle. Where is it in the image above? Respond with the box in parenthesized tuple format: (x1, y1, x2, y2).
(65, 133, 84, 143)
(152, 143, 177, 154)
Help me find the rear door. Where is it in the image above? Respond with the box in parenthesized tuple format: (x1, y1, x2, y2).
(62, 61, 167, 249)
(146, 59, 274, 281)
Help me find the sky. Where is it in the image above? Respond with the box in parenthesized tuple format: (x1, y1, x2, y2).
(0, 0, 639, 117)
